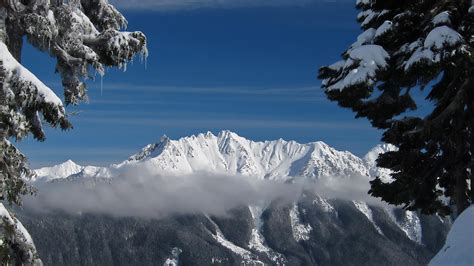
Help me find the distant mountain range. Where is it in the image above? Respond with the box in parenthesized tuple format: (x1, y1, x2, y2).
(21, 131, 450, 266)
(34, 130, 395, 182)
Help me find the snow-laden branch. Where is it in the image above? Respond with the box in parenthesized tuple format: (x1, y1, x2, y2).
(0, 203, 42, 265)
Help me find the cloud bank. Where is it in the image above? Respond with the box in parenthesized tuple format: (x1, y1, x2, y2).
(24, 171, 303, 219)
(22, 166, 384, 219)
(109, 0, 342, 11)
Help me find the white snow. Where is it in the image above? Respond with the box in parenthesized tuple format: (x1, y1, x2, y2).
(163, 258, 177, 266)
(34, 160, 83, 181)
(358, 10, 377, 27)
(429, 206, 474, 266)
(34, 160, 111, 182)
(0, 203, 42, 265)
(348, 45, 389, 68)
(357, 9, 389, 27)
(326, 60, 345, 71)
(375, 20, 393, 38)
(208, 216, 264, 265)
(313, 196, 336, 213)
(356, 0, 372, 5)
(163, 247, 182, 266)
(388, 209, 423, 244)
(424, 26, 463, 50)
(363, 144, 397, 182)
(248, 206, 270, 253)
(33, 131, 395, 184)
(0, 42, 64, 108)
(248, 206, 285, 264)
(432, 11, 451, 26)
(353, 201, 383, 235)
(326, 45, 389, 91)
(289, 204, 312, 242)
(404, 47, 439, 70)
(404, 26, 463, 71)
(400, 211, 423, 244)
(351, 28, 376, 48)
(100, 131, 372, 181)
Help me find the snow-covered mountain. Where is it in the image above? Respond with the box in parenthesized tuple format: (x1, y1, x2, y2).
(27, 131, 450, 265)
(34, 130, 392, 182)
(34, 160, 110, 182)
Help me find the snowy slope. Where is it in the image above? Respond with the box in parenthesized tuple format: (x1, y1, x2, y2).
(34, 160, 83, 182)
(30, 130, 446, 261)
(363, 143, 397, 182)
(34, 160, 110, 182)
(35, 130, 391, 181)
(429, 206, 474, 266)
(41, 130, 380, 181)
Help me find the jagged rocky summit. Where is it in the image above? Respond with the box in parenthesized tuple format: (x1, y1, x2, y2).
(21, 131, 450, 266)
(34, 130, 395, 181)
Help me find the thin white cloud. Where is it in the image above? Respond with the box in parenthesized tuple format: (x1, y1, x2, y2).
(23, 170, 385, 219)
(109, 0, 320, 11)
(94, 83, 322, 96)
(77, 116, 370, 130)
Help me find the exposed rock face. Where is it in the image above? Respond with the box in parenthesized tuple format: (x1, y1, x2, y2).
(23, 131, 451, 265)
(17, 194, 450, 266)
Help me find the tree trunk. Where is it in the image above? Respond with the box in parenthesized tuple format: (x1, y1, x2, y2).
(470, 161, 473, 208)
(455, 168, 469, 215)
(6, 14, 22, 62)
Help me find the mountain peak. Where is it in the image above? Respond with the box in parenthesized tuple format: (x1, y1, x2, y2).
(160, 134, 171, 143)
(33, 132, 392, 182)
(62, 159, 79, 166)
(217, 130, 239, 139)
(34, 160, 83, 182)
(364, 143, 397, 164)
(111, 131, 374, 179)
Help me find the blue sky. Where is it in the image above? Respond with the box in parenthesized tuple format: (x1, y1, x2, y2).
(18, 1, 384, 168)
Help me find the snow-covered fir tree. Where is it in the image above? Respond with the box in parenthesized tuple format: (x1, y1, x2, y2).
(0, 0, 147, 264)
(319, 0, 473, 216)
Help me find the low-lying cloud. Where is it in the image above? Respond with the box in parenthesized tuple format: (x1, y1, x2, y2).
(22, 167, 385, 219)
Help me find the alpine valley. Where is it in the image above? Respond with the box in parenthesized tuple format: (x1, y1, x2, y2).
(17, 131, 451, 265)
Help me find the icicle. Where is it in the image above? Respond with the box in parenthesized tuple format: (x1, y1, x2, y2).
(140, 47, 149, 70)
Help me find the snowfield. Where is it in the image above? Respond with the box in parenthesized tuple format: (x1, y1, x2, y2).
(429, 206, 474, 266)
(26, 131, 457, 265)
(34, 130, 394, 182)
(31, 130, 423, 241)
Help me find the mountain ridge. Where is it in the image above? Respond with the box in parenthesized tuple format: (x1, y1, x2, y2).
(25, 131, 449, 266)
(34, 130, 395, 182)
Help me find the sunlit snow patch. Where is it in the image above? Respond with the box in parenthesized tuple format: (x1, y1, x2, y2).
(353, 201, 383, 235)
(289, 204, 312, 242)
(248, 206, 285, 264)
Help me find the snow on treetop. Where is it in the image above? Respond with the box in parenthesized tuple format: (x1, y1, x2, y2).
(424, 26, 463, 50)
(325, 45, 389, 91)
(404, 26, 464, 71)
(349, 45, 389, 66)
(432, 11, 451, 26)
(351, 28, 376, 49)
(357, 9, 389, 28)
(404, 47, 439, 71)
(374, 20, 393, 39)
